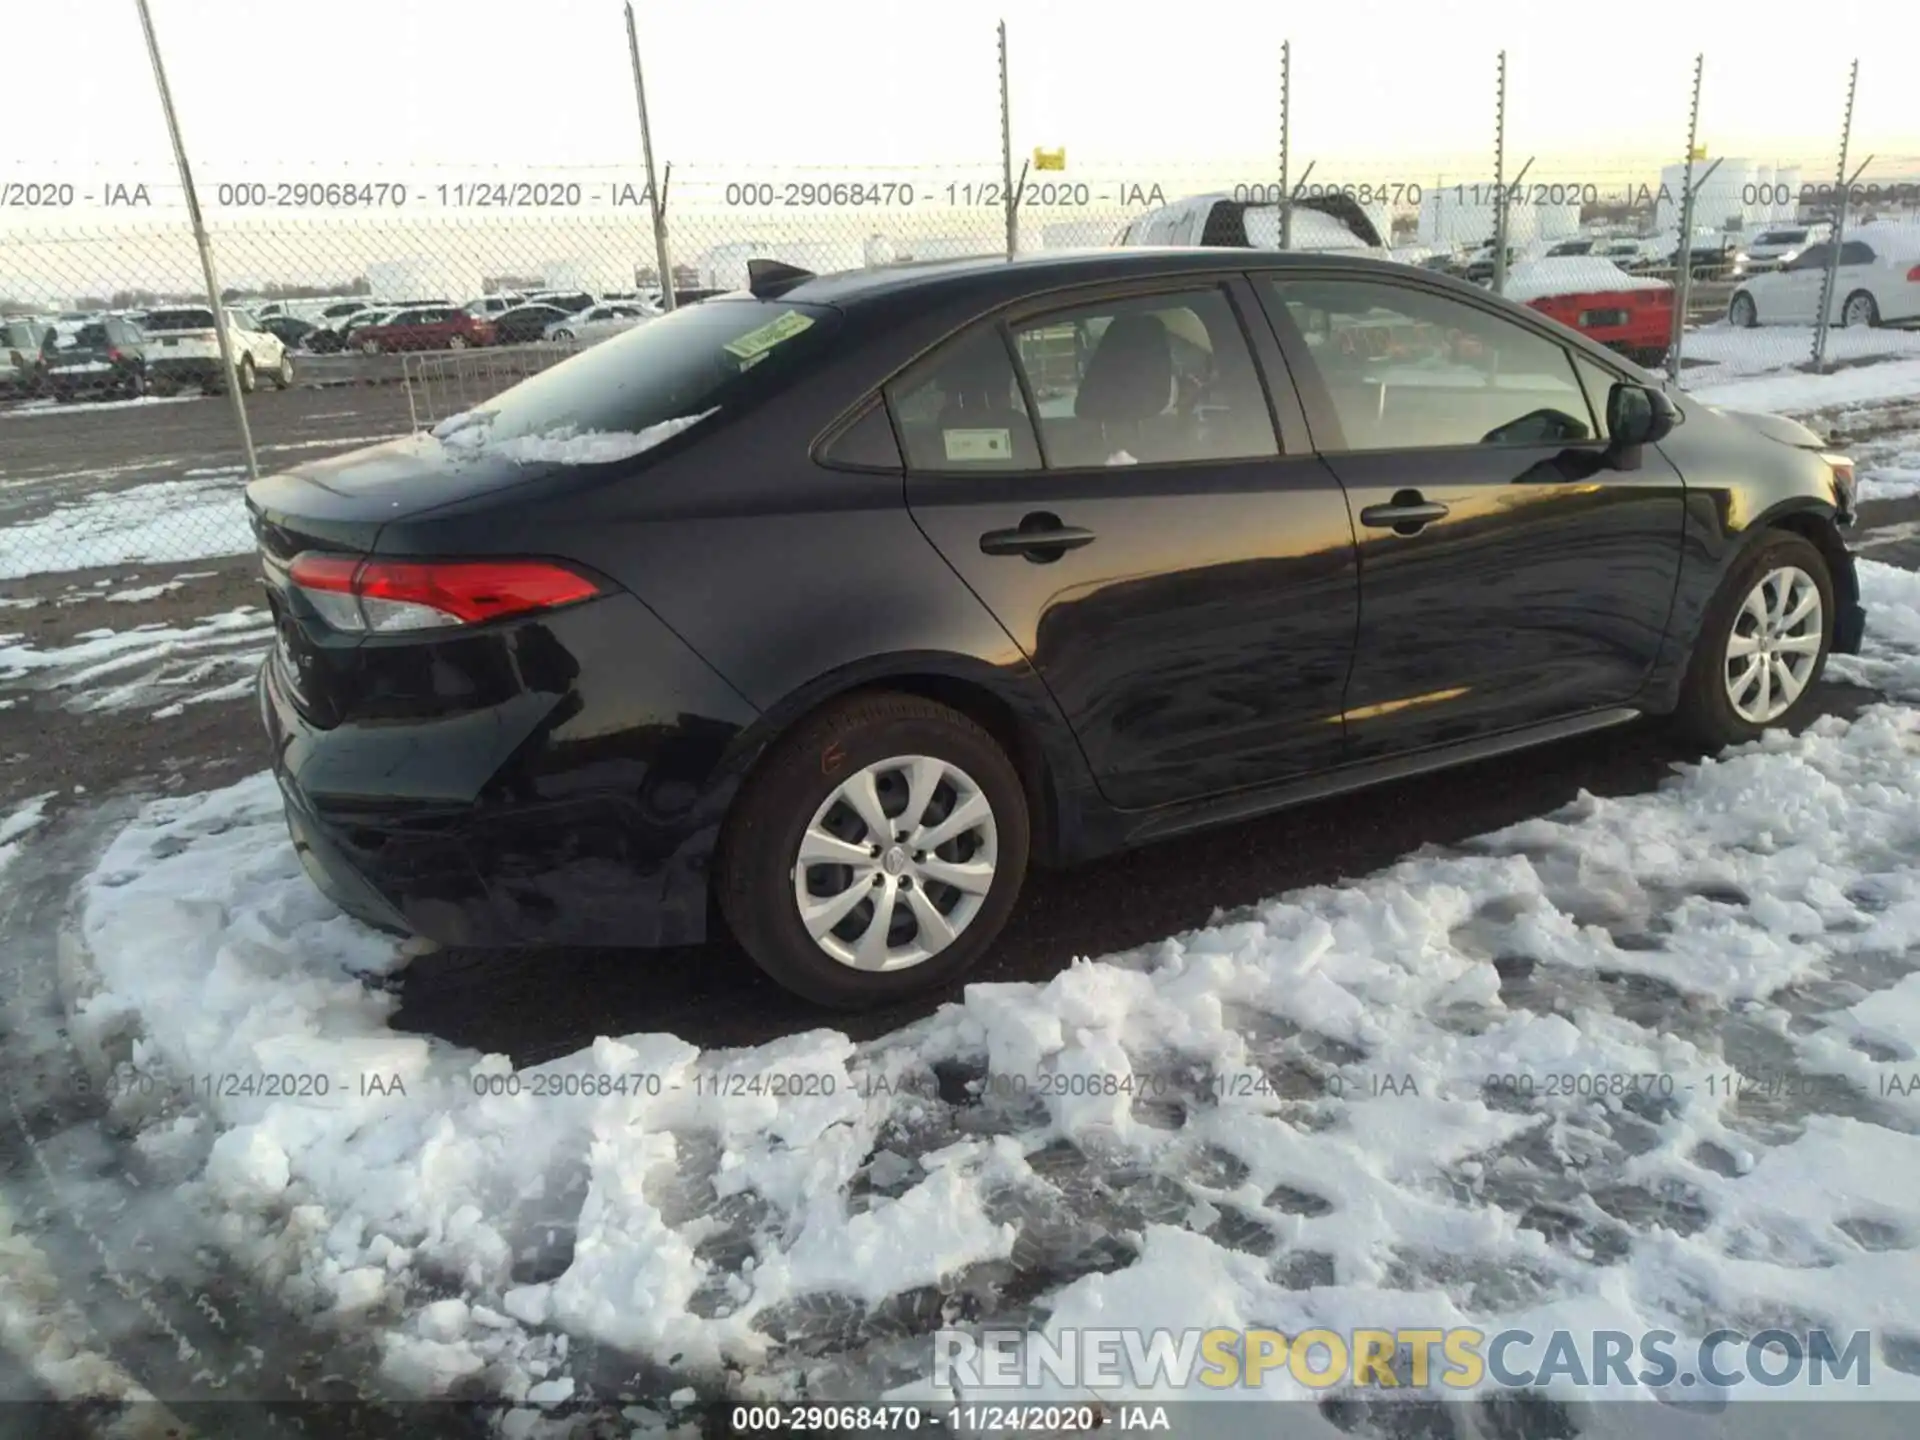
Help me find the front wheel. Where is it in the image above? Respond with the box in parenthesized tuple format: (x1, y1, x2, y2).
(275, 354, 294, 389)
(1673, 531, 1833, 748)
(1728, 292, 1758, 328)
(717, 693, 1030, 1009)
(550, 329, 574, 342)
(237, 355, 256, 394)
(447, 334, 469, 350)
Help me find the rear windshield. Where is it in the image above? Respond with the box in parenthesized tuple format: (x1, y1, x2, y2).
(442, 298, 841, 446)
(145, 308, 215, 330)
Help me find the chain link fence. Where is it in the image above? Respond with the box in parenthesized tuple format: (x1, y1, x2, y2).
(2, 18, 1916, 586)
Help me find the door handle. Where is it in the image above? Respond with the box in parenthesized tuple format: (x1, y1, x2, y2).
(979, 513, 1096, 561)
(1359, 491, 1449, 535)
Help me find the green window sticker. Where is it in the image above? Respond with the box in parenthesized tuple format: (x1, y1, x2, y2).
(723, 310, 815, 361)
(943, 428, 1013, 463)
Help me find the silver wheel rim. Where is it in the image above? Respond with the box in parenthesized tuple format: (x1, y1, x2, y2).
(1725, 566, 1822, 724)
(1845, 295, 1872, 326)
(792, 753, 998, 972)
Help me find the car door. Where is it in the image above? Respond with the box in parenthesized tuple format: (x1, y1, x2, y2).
(1825, 240, 1879, 322)
(894, 275, 1360, 811)
(1256, 271, 1685, 763)
(1768, 244, 1832, 322)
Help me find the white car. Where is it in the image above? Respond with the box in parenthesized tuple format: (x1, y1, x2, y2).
(1734, 222, 1832, 276)
(542, 303, 653, 344)
(142, 305, 292, 394)
(1728, 225, 1920, 328)
(464, 293, 527, 319)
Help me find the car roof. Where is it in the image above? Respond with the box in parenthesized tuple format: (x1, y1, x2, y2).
(769, 246, 1426, 309)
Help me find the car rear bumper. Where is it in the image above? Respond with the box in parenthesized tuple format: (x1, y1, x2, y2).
(255, 593, 761, 950)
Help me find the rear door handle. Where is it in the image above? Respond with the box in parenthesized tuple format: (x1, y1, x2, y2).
(980, 514, 1096, 561)
(1359, 492, 1450, 534)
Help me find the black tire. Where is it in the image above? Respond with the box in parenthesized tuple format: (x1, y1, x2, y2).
(1728, 292, 1758, 328)
(1841, 290, 1880, 328)
(1672, 531, 1834, 749)
(716, 692, 1030, 1009)
(238, 355, 256, 394)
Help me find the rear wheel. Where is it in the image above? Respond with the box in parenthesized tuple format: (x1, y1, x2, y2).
(275, 353, 294, 389)
(717, 693, 1030, 1009)
(551, 329, 574, 342)
(1673, 531, 1833, 748)
(125, 369, 146, 399)
(447, 334, 469, 350)
(1842, 290, 1880, 328)
(1728, 292, 1758, 328)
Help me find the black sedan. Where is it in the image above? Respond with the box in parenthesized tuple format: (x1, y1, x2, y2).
(490, 303, 574, 345)
(247, 249, 1865, 1009)
(40, 316, 149, 400)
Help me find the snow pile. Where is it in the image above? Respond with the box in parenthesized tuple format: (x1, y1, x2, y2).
(1504, 257, 1670, 302)
(1688, 350, 1920, 409)
(431, 408, 715, 466)
(0, 791, 52, 875)
(0, 394, 199, 421)
(59, 559, 1920, 1410)
(0, 475, 255, 579)
(0, 606, 270, 715)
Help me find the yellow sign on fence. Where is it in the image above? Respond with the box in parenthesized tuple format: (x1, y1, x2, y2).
(1032, 147, 1066, 171)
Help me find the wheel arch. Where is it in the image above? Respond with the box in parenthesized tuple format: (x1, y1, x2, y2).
(706, 651, 1090, 873)
(1764, 503, 1860, 647)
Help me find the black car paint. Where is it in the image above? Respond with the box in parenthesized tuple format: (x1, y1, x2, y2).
(248, 249, 1864, 952)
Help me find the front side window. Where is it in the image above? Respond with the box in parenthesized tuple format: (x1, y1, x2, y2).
(1008, 286, 1277, 467)
(1787, 244, 1833, 272)
(1266, 276, 1597, 451)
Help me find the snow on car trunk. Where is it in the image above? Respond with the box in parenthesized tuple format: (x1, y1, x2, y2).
(57, 561, 1920, 1411)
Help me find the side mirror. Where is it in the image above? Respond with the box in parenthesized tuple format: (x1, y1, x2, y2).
(1605, 382, 1677, 460)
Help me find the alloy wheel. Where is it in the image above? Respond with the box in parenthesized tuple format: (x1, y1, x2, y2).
(1724, 565, 1823, 724)
(1843, 293, 1876, 327)
(791, 754, 998, 972)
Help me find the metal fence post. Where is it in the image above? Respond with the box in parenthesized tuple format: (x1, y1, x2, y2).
(999, 20, 1017, 258)
(1491, 51, 1509, 296)
(1670, 54, 1705, 376)
(1278, 40, 1292, 252)
(625, 2, 674, 311)
(133, 0, 258, 483)
(1810, 60, 1860, 373)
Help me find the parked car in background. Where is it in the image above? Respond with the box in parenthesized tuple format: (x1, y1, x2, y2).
(350, 306, 496, 353)
(143, 305, 293, 393)
(3, 318, 55, 398)
(259, 314, 319, 351)
(38, 315, 150, 400)
(1543, 237, 1598, 258)
(1504, 257, 1675, 367)
(1117, 192, 1387, 255)
(524, 290, 596, 314)
(1728, 226, 1920, 328)
(1734, 222, 1832, 277)
(308, 308, 394, 353)
(542, 303, 651, 344)
(464, 293, 527, 319)
(491, 303, 573, 344)
(247, 249, 1862, 1009)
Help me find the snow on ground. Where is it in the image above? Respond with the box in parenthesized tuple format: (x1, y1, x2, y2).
(1681, 324, 1920, 386)
(0, 606, 271, 716)
(1689, 355, 1920, 418)
(0, 395, 201, 421)
(0, 475, 254, 579)
(46, 559, 1920, 1419)
(0, 791, 51, 875)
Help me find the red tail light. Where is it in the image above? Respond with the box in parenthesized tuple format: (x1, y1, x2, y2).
(288, 555, 602, 633)
(1907, 265, 1920, 282)
(107, 347, 122, 361)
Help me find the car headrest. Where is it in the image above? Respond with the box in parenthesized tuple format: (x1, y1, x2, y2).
(1075, 315, 1173, 424)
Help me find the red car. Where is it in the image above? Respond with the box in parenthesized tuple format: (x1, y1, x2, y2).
(1505, 257, 1674, 368)
(350, 305, 495, 354)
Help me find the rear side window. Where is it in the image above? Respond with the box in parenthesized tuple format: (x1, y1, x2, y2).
(442, 299, 842, 445)
(1008, 287, 1278, 466)
(146, 308, 215, 330)
(887, 326, 1040, 471)
(1839, 242, 1876, 265)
